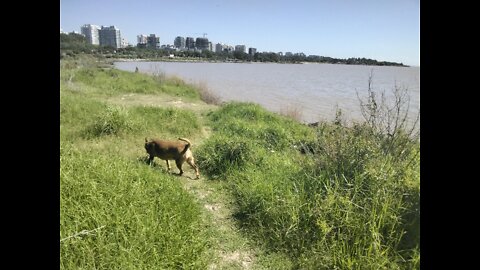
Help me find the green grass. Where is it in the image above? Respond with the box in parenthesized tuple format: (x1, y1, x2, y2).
(60, 56, 420, 269)
(61, 91, 200, 142)
(70, 65, 200, 99)
(60, 143, 212, 269)
(196, 103, 420, 269)
(60, 58, 212, 269)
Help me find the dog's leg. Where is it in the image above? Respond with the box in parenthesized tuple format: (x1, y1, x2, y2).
(147, 155, 154, 166)
(166, 160, 171, 171)
(186, 157, 200, 179)
(175, 160, 184, 176)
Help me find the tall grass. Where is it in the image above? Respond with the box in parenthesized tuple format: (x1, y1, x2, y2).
(60, 143, 212, 269)
(279, 104, 304, 122)
(60, 57, 211, 269)
(207, 102, 315, 149)
(196, 102, 420, 269)
(61, 59, 200, 99)
(85, 105, 134, 137)
(194, 81, 223, 105)
(61, 56, 419, 269)
(61, 90, 200, 142)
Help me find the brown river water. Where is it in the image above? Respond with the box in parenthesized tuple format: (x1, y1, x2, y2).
(114, 61, 420, 126)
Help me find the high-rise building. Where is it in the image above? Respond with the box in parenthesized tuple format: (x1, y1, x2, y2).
(81, 24, 100, 45)
(195, 37, 209, 51)
(235, 45, 246, 53)
(215, 43, 223, 53)
(121, 38, 130, 48)
(147, 34, 160, 49)
(99, 25, 121, 48)
(137, 34, 147, 45)
(248, 48, 257, 56)
(215, 43, 233, 53)
(174, 36, 186, 49)
(186, 37, 195, 50)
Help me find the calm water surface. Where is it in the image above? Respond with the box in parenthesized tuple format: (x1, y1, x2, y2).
(114, 61, 419, 125)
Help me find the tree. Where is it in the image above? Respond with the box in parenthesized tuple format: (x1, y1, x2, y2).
(201, 50, 213, 58)
(233, 51, 247, 60)
(60, 33, 97, 55)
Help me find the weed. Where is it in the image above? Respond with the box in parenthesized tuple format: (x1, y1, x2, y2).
(85, 105, 134, 137)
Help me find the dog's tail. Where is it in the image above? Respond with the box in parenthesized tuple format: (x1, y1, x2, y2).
(178, 137, 191, 154)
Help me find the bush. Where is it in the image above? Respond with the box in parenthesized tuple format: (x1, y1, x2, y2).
(196, 136, 260, 179)
(279, 104, 303, 122)
(313, 122, 380, 180)
(194, 81, 222, 105)
(209, 102, 278, 123)
(207, 102, 315, 152)
(356, 70, 420, 142)
(85, 105, 134, 137)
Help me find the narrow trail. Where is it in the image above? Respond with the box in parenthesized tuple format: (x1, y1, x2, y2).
(179, 176, 256, 269)
(107, 94, 259, 269)
(178, 100, 257, 269)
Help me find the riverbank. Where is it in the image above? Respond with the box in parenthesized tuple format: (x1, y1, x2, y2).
(112, 57, 299, 64)
(114, 59, 420, 127)
(60, 55, 419, 269)
(112, 56, 410, 66)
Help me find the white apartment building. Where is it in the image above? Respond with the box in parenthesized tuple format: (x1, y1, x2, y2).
(215, 43, 234, 53)
(137, 35, 147, 44)
(121, 38, 129, 48)
(99, 25, 122, 48)
(80, 24, 100, 45)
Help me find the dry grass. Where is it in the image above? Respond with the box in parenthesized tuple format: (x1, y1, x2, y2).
(279, 104, 303, 122)
(194, 81, 223, 105)
(169, 75, 187, 87)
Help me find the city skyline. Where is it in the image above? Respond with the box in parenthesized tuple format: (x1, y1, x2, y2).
(60, 0, 420, 66)
(72, 26, 261, 54)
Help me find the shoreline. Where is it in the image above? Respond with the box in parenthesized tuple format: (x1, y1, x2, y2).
(111, 57, 412, 67)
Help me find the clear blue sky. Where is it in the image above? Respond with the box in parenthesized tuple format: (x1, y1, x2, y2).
(60, 0, 419, 66)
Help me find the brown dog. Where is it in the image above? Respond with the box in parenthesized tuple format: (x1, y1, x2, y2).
(144, 137, 200, 179)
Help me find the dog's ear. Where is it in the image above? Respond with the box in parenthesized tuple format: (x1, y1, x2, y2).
(145, 137, 148, 143)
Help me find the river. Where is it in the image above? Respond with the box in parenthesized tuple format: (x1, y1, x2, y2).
(114, 61, 420, 126)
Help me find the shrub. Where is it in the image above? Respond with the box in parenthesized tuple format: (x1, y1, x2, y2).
(356, 70, 420, 144)
(209, 102, 277, 123)
(194, 81, 222, 105)
(196, 136, 260, 179)
(279, 104, 303, 122)
(85, 105, 134, 137)
(207, 102, 316, 152)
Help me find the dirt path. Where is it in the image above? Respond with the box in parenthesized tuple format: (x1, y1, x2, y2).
(106, 94, 258, 269)
(107, 93, 218, 115)
(179, 177, 255, 269)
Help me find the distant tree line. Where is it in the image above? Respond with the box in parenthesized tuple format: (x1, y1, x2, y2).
(60, 33, 96, 54)
(60, 33, 407, 67)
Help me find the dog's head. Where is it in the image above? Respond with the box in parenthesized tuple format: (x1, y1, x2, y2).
(144, 137, 153, 152)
